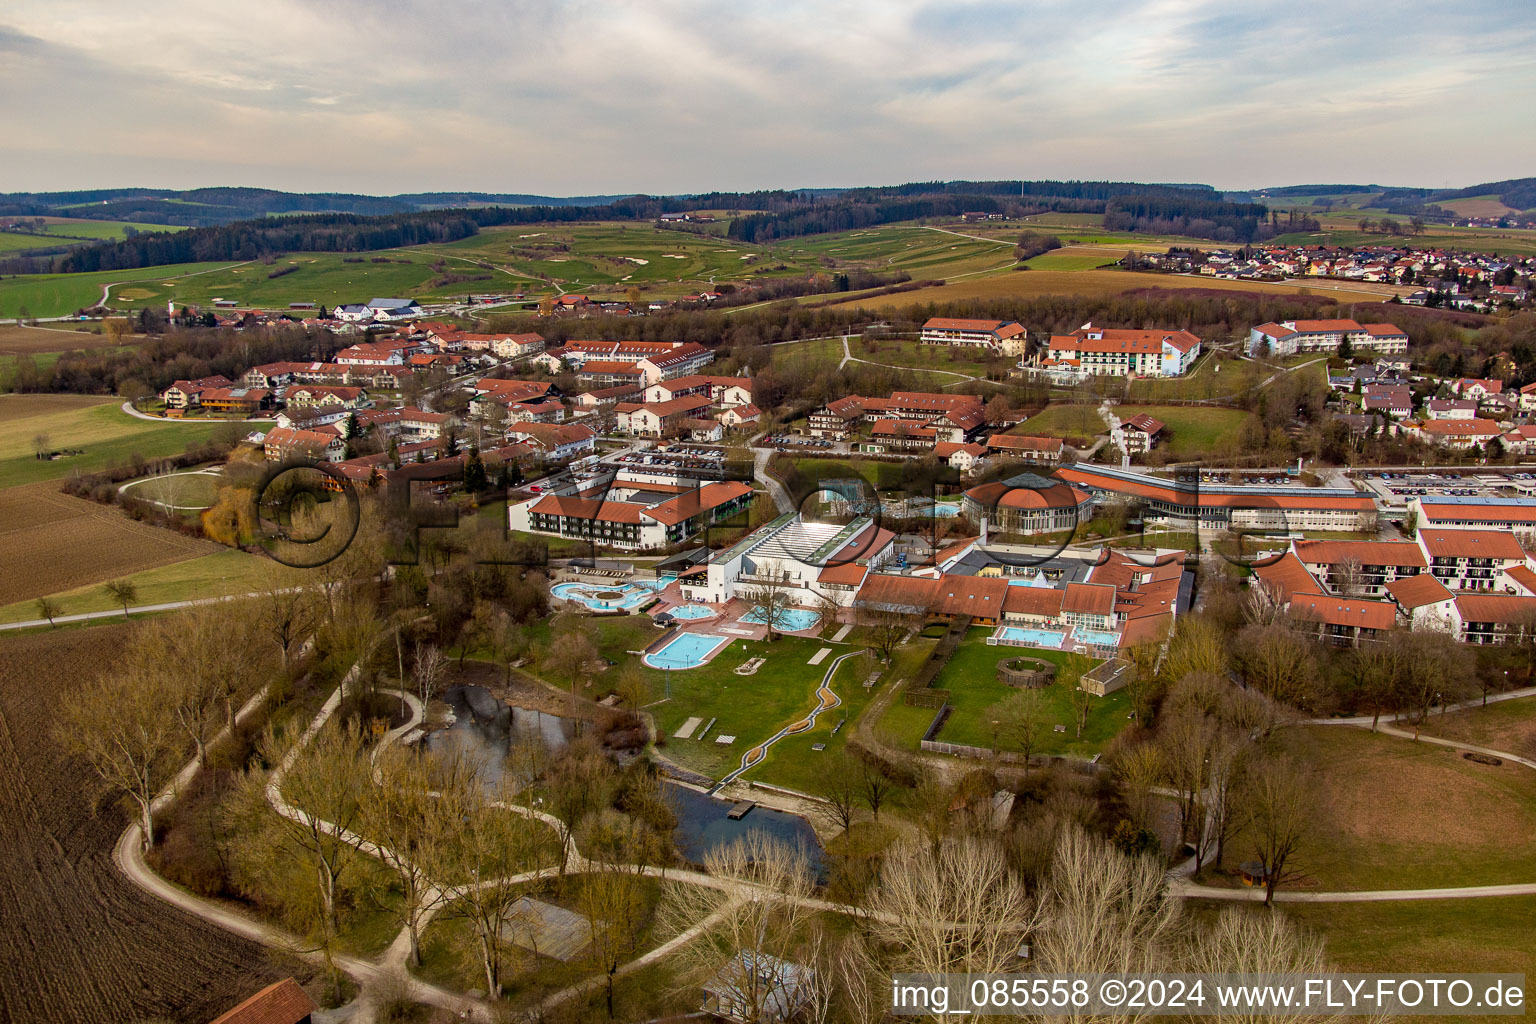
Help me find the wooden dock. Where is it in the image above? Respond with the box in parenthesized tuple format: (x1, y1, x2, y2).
(726, 800, 756, 820)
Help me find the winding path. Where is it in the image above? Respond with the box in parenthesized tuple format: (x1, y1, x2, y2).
(713, 649, 856, 791)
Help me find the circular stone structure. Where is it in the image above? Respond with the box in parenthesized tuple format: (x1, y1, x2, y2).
(998, 656, 1057, 689)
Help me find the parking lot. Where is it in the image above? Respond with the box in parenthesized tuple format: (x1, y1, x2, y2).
(609, 443, 729, 473)
(759, 434, 836, 451)
(1352, 469, 1536, 501)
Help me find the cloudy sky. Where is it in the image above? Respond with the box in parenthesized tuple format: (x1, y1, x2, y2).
(3, 0, 1533, 196)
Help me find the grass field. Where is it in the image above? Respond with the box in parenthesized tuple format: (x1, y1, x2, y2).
(102, 252, 449, 312)
(0, 548, 302, 624)
(926, 628, 1123, 757)
(1116, 404, 1255, 457)
(525, 614, 855, 782)
(0, 394, 259, 488)
(735, 652, 882, 793)
(1021, 245, 1124, 271)
(1221, 726, 1536, 891)
(1018, 404, 1108, 442)
(843, 336, 1012, 378)
(0, 219, 182, 253)
(1417, 695, 1536, 760)
(418, 222, 826, 297)
(117, 469, 222, 508)
(0, 261, 240, 319)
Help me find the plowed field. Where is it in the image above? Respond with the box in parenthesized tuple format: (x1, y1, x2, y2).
(0, 625, 280, 1023)
(0, 482, 216, 606)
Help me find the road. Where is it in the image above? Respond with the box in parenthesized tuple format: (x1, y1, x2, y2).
(119, 400, 271, 424)
(751, 432, 796, 514)
(0, 587, 306, 632)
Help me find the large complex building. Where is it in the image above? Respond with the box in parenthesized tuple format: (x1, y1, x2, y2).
(1246, 319, 1409, 357)
(1041, 325, 1201, 378)
(808, 392, 984, 441)
(510, 477, 752, 550)
(920, 317, 1028, 353)
(1055, 464, 1379, 533)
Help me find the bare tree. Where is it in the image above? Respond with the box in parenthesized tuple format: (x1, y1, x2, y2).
(34, 595, 60, 628)
(822, 750, 862, 835)
(361, 742, 473, 967)
(260, 584, 317, 672)
(1158, 708, 1217, 870)
(1186, 907, 1333, 1024)
(545, 738, 614, 875)
(1033, 827, 1182, 973)
(577, 812, 660, 1018)
(32, 432, 52, 460)
(58, 664, 180, 852)
(1235, 623, 1324, 712)
(102, 578, 138, 618)
(743, 567, 797, 642)
(992, 687, 1046, 768)
(866, 835, 1032, 975)
(1114, 742, 1163, 830)
(856, 602, 921, 663)
(1244, 752, 1312, 906)
(1163, 615, 1228, 681)
(412, 641, 448, 710)
(856, 755, 896, 820)
(266, 720, 371, 944)
(659, 832, 822, 1024)
(545, 629, 599, 717)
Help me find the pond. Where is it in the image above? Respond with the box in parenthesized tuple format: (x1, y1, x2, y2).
(421, 685, 824, 868)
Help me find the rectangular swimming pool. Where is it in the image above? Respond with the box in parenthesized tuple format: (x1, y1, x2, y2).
(1074, 629, 1123, 647)
(996, 626, 1066, 648)
(643, 632, 731, 670)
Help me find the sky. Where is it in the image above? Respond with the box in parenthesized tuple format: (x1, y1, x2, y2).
(3, 0, 1534, 197)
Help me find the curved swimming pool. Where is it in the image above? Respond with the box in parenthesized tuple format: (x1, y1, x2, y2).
(643, 632, 731, 670)
(551, 579, 667, 611)
(738, 607, 821, 632)
(663, 604, 717, 621)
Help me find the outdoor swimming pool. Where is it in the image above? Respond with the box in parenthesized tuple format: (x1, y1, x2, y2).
(996, 626, 1066, 648)
(739, 607, 821, 632)
(1007, 575, 1057, 589)
(1075, 629, 1123, 648)
(662, 604, 717, 621)
(643, 632, 730, 670)
(551, 578, 667, 611)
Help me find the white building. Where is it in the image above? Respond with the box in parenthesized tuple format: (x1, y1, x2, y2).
(1043, 325, 1201, 377)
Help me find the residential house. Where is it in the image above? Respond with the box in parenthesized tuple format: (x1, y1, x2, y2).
(198, 387, 273, 415)
(1414, 418, 1503, 449)
(160, 375, 235, 409)
(1361, 385, 1413, 417)
(506, 421, 598, 461)
(1425, 399, 1478, 420)
(285, 385, 371, 411)
(1246, 319, 1409, 357)
(1112, 413, 1164, 455)
(985, 434, 1064, 464)
(263, 426, 346, 463)
(614, 394, 713, 437)
(934, 441, 986, 472)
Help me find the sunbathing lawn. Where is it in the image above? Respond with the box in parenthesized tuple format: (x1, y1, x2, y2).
(1216, 726, 1536, 892)
(927, 627, 1125, 757)
(1115, 405, 1255, 458)
(527, 615, 851, 781)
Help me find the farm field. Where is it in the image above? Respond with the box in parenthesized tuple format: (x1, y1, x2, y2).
(100, 252, 447, 312)
(924, 629, 1122, 757)
(772, 224, 1014, 278)
(0, 394, 255, 488)
(1020, 245, 1124, 271)
(0, 323, 131, 356)
(0, 261, 240, 319)
(1271, 222, 1536, 258)
(0, 548, 302, 624)
(0, 219, 183, 253)
(819, 267, 1407, 310)
(1417, 696, 1536, 760)
(1224, 726, 1536, 891)
(0, 480, 218, 607)
(0, 624, 289, 1024)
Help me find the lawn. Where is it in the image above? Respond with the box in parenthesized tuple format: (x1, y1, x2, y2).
(843, 336, 1011, 379)
(1277, 897, 1536, 983)
(526, 614, 852, 782)
(0, 261, 242, 319)
(1417, 695, 1536, 760)
(1018, 404, 1107, 442)
(927, 628, 1124, 758)
(118, 469, 221, 508)
(0, 549, 305, 624)
(0, 395, 260, 488)
(1116, 404, 1255, 457)
(1219, 726, 1536, 891)
(1021, 245, 1123, 271)
(736, 651, 883, 794)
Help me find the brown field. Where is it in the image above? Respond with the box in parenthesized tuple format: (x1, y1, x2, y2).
(0, 624, 284, 1023)
(0, 324, 130, 356)
(1437, 197, 1523, 219)
(0, 481, 217, 606)
(0, 391, 111, 422)
(822, 268, 1408, 311)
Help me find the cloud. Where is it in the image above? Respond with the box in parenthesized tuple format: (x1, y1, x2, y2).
(0, 0, 1533, 194)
